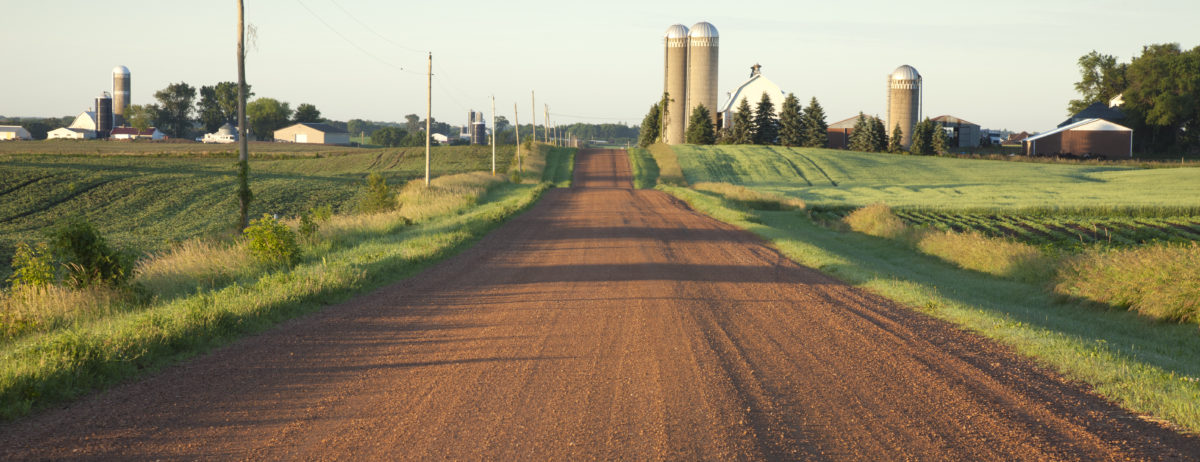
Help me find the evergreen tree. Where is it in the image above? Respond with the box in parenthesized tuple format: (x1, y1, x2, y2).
(686, 104, 716, 144)
(932, 123, 950, 155)
(910, 118, 933, 155)
(728, 97, 755, 144)
(889, 124, 903, 153)
(637, 103, 661, 148)
(752, 92, 779, 145)
(802, 97, 828, 148)
(778, 93, 804, 146)
(871, 116, 889, 152)
(848, 113, 870, 152)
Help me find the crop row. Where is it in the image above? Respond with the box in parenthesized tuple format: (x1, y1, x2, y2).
(890, 211, 1200, 249)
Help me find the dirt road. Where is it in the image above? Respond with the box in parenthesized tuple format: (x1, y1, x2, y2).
(3, 149, 1196, 459)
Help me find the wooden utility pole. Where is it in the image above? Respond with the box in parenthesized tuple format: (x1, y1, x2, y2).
(530, 91, 536, 145)
(490, 95, 496, 175)
(543, 104, 549, 143)
(425, 52, 432, 186)
(236, 0, 251, 230)
(514, 102, 522, 173)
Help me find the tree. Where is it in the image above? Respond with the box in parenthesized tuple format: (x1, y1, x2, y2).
(752, 92, 779, 145)
(778, 93, 805, 146)
(910, 118, 935, 155)
(889, 124, 903, 153)
(848, 113, 872, 152)
(246, 98, 293, 141)
(153, 82, 196, 138)
(871, 116, 888, 152)
(293, 103, 322, 124)
(371, 127, 407, 147)
(686, 104, 716, 144)
(197, 86, 226, 133)
(638, 103, 661, 147)
(404, 114, 421, 133)
(931, 124, 950, 155)
(658, 92, 672, 143)
(1068, 51, 1128, 115)
(125, 104, 157, 132)
(1122, 43, 1200, 153)
(802, 97, 828, 148)
(727, 97, 755, 144)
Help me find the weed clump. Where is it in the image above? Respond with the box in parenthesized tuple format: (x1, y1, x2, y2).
(47, 217, 135, 288)
(243, 214, 299, 266)
(357, 172, 398, 214)
(6, 242, 54, 289)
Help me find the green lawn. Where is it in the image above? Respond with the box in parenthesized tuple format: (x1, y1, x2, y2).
(672, 145, 1200, 213)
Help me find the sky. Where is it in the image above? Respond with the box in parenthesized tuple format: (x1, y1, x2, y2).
(2, 0, 1197, 132)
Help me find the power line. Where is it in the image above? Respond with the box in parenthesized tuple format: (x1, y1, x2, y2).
(326, 0, 428, 55)
(550, 112, 637, 122)
(293, 0, 422, 75)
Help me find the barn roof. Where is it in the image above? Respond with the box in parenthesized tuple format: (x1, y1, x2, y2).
(1024, 118, 1131, 143)
(295, 123, 347, 134)
(930, 115, 979, 127)
(827, 116, 861, 129)
(1058, 102, 1124, 128)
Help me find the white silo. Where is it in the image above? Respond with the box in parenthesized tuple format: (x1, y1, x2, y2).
(662, 24, 689, 145)
(887, 65, 922, 148)
(685, 22, 719, 133)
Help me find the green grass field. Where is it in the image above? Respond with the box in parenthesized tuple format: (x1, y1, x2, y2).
(670, 145, 1200, 213)
(0, 144, 516, 281)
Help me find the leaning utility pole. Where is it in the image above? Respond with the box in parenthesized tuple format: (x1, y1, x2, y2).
(236, 0, 251, 230)
(514, 102, 522, 173)
(490, 95, 496, 175)
(425, 52, 432, 187)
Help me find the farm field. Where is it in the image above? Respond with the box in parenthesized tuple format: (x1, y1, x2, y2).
(671, 144, 1200, 213)
(0, 143, 516, 280)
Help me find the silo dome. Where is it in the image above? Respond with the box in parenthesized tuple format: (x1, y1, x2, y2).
(113, 65, 130, 76)
(665, 24, 688, 39)
(688, 22, 718, 38)
(891, 65, 920, 80)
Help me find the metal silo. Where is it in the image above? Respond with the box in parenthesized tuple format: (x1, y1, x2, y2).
(686, 22, 719, 133)
(95, 92, 113, 138)
(662, 24, 688, 145)
(112, 65, 131, 127)
(887, 65, 922, 148)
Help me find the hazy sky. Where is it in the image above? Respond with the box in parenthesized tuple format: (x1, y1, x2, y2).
(3, 0, 1197, 132)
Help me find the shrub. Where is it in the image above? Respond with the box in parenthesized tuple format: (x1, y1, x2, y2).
(356, 172, 397, 214)
(7, 242, 55, 289)
(1054, 243, 1200, 324)
(243, 214, 299, 266)
(47, 217, 135, 288)
(843, 203, 907, 239)
(310, 204, 333, 223)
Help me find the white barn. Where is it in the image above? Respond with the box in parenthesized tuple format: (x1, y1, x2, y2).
(111, 127, 166, 140)
(47, 127, 96, 139)
(0, 125, 32, 141)
(68, 111, 98, 130)
(717, 64, 787, 129)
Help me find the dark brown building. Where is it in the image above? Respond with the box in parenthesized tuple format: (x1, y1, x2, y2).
(1023, 118, 1132, 158)
(826, 116, 859, 150)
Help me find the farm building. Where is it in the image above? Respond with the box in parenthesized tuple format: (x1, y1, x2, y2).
(111, 127, 165, 141)
(67, 110, 98, 131)
(273, 123, 350, 145)
(826, 116, 859, 150)
(1023, 118, 1132, 158)
(930, 115, 981, 148)
(47, 127, 96, 140)
(717, 64, 786, 129)
(1059, 101, 1124, 128)
(0, 125, 32, 140)
(202, 123, 238, 143)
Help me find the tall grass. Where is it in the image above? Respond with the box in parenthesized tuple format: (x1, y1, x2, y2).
(648, 143, 687, 186)
(628, 148, 661, 189)
(0, 285, 131, 340)
(692, 182, 805, 211)
(915, 230, 1056, 284)
(843, 203, 907, 239)
(1056, 243, 1200, 324)
(133, 239, 255, 300)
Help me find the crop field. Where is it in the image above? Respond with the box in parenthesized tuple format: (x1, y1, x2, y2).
(670, 144, 1200, 213)
(0, 139, 372, 157)
(0, 144, 516, 281)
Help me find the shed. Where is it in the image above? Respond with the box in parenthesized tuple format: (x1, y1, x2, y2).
(930, 115, 981, 148)
(1023, 118, 1132, 158)
(47, 127, 96, 140)
(273, 123, 350, 145)
(0, 125, 32, 141)
(111, 127, 166, 140)
(826, 116, 859, 150)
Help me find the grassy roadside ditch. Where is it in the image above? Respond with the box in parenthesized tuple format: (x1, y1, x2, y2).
(0, 144, 574, 421)
(629, 147, 1200, 433)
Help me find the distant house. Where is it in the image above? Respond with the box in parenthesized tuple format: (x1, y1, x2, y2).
(273, 122, 350, 145)
(111, 126, 166, 141)
(930, 115, 981, 148)
(47, 127, 96, 140)
(1001, 131, 1031, 147)
(203, 123, 238, 144)
(431, 133, 449, 144)
(717, 64, 786, 129)
(0, 125, 32, 141)
(1058, 102, 1125, 128)
(826, 116, 859, 150)
(1024, 118, 1132, 158)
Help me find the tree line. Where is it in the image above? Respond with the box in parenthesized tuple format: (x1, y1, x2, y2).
(1068, 43, 1200, 154)
(124, 81, 327, 141)
(638, 92, 832, 148)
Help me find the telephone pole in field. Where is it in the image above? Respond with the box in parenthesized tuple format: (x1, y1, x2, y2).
(490, 95, 496, 175)
(514, 102, 522, 173)
(425, 52, 432, 187)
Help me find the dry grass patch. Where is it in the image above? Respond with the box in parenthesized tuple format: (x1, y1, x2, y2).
(133, 239, 254, 299)
(0, 285, 130, 339)
(916, 230, 1056, 284)
(693, 182, 805, 211)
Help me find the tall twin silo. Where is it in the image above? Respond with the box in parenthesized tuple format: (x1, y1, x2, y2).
(662, 24, 689, 145)
(661, 21, 718, 144)
(887, 64, 922, 148)
(112, 65, 131, 127)
(95, 92, 113, 138)
(685, 22, 719, 131)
